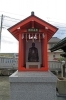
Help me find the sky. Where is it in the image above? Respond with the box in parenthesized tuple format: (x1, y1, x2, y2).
(0, 0, 66, 53)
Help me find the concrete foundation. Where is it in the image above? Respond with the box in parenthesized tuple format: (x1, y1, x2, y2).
(9, 70, 57, 100)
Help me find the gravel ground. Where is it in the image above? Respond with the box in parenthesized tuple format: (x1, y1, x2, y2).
(0, 76, 66, 100)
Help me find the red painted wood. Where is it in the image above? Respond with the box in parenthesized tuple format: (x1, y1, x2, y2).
(24, 39, 26, 66)
(18, 33, 22, 70)
(18, 32, 24, 70)
(8, 15, 58, 42)
(43, 33, 48, 70)
(8, 16, 58, 33)
(18, 67, 48, 71)
(8, 14, 58, 71)
(22, 39, 25, 67)
(32, 21, 34, 28)
(41, 39, 43, 67)
(42, 38, 45, 67)
(32, 17, 57, 32)
(8, 17, 33, 32)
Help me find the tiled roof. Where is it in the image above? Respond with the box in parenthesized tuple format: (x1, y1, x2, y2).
(48, 37, 61, 43)
(50, 37, 66, 52)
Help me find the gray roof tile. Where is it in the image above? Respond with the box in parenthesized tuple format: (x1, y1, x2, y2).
(48, 37, 61, 43)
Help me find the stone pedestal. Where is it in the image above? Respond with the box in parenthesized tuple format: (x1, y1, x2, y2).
(26, 62, 40, 69)
(9, 70, 57, 100)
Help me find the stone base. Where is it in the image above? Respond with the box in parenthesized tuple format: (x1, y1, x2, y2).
(26, 62, 40, 69)
(9, 70, 57, 100)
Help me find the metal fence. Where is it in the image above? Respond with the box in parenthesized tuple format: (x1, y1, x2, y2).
(48, 61, 62, 71)
(0, 57, 62, 71)
(0, 57, 17, 69)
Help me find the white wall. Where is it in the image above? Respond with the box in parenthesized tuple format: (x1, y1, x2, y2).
(48, 52, 61, 61)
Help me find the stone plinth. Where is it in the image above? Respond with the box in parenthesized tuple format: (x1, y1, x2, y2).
(26, 62, 40, 69)
(9, 70, 57, 100)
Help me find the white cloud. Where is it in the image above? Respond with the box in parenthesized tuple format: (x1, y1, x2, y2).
(0, 0, 66, 52)
(0, 0, 66, 22)
(0, 29, 18, 53)
(1, 41, 18, 53)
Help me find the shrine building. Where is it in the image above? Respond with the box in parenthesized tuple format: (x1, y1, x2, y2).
(8, 12, 58, 71)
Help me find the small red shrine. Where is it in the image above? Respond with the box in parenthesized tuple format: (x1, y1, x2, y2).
(8, 12, 58, 71)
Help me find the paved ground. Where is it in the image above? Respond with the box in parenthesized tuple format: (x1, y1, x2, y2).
(0, 76, 10, 100)
(0, 76, 66, 100)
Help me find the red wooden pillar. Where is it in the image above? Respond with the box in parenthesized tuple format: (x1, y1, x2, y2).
(42, 38, 44, 67)
(42, 33, 48, 71)
(24, 39, 26, 66)
(18, 32, 24, 71)
(23, 39, 26, 67)
(41, 39, 43, 67)
(22, 38, 24, 67)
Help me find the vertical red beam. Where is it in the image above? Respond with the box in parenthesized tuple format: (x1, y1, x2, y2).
(42, 33, 48, 71)
(23, 39, 25, 66)
(18, 32, 24, 71)
(24, 39, 26, 66)
(41, 39, 43, 67)
(42, 38, 44, 67)
(22, 38, 24, 67)
(43, 34, 48, 71)
(18, 33, 22, 71)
